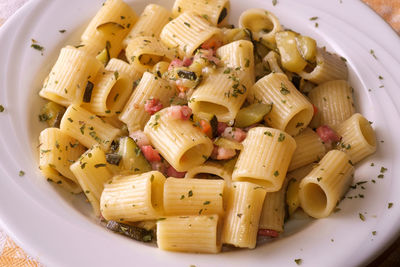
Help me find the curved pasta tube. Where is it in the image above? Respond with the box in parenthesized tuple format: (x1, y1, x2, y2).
(80, 0, 137, 58)
(238, 9, 282, 45)
(298, 150, 354, 218)
(221, 181, 266, 248)
(308, 80, 355, 127)
(118, 72, 176, 132)
(247, 73, 314, 136)
(105, 58, 142, 83)
(185, 160, 234, 187)
(264, 50, 284, 74)
(298, 47, 348, 84)
(160, 11, 222, 57)
(157, 215, 222, 253)
(189, 69, 251, 123)
(82, 71, 132, 117)
(172, 0, 230, 26)
(123, 4, 172, 47)
(259, 177, 289, 232)
(60, 105, 121, 151)
(70, 146, 113, 216)
(39, 46, 102, 106)
(334, 113, 377, 164)
(100, 171, 166, 222)
(288, 128, 326, 171)
(126, 36, 175, 73)
(39, 128, 85, 186)
(232, 127, 297, 191)
(216, 40, 255, 84)
(275, 31, 307, 73)
(144, 107, 214, 172)
(163, 178, 225, 215)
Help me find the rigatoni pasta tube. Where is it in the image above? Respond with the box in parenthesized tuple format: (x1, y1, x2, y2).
(123, 4, 172, 47)
(286, 164, 315, 216)
(298, 47, 348, 84)
(164, 178, 225, 216)
(125, 36, 175, 73)
(233, 127, 296, 191)
(221, 182, 266, 249)
(80, 0, 137, 58)
(334, 113, 377, 164)
(39, 46, 102, 106)
(247, 73, 314, 136)
(105, 58, 142, 83)
(100, 171, 166, 222)
(308, 80, 355, 127)
(144, 107, 213, 172)
(39, 128, 85, 184)
(216, 40, 254, 84)
(60, 105, 121, 151)
(70, 146, 113, 216)
(288, 128, 326, 171)
(238, 9, 282, 45)
(298, 150, 354, 218)
(119, 72, 176, 132)
(157, 215, 222, 253)
(259, 178, 289, 232)
(82, 71, 132, 117)
(189, 69, 250, 123)
(185, 160, 235, 187)
(160, 11, 222, 57)
(172, 0, 230, 26)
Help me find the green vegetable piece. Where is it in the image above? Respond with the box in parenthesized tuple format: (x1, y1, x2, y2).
(234, 103, 272, 128)
(106, 220, 154, 242)
(96, 47, 110, 65)
(38, 101, 66, 127)
(118, 137, 151, 174)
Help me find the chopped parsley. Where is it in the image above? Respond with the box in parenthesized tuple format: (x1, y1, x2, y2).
(370, 49, 377, 60)
(188, 190, 193, 197)
(31, 43, 44, 52)
(59, 29, 66, 33)
(203, 201, 211, 205)
(359, 213, 365, 221)
(272, 0, 277, 6)
(294, 258, 302, 265)
(273, 170, 279, 177)
(19, 170, 25, 176)
(309, 16, 318, 21)
(0, 105, 4, 112)
(94, 163, 107, 168)
(184, 22, 191, 28)
(388, 203, 393, 209)
(278, 133, 285, 142)
(280, 83, 290, 95)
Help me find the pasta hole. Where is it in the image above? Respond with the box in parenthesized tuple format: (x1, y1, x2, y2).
(358, 115, 376, 147)
(106, 76, 130, 113)
(194, 102, 229, 118)
(150, 174, 164, 212)
(139, 54, 164, 67)
(285, 108, 313, 136)
(242, 13, 273, 33)
(180, 144, 210, 168)
(301, 182, 327, 214)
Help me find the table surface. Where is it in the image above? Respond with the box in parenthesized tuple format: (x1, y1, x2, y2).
(0, 0, 399, 266)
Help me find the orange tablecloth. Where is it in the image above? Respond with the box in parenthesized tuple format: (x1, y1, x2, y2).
(0, 0, 399, 266)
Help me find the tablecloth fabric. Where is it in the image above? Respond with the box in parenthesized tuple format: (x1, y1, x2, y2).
(0, 0, 399, 266)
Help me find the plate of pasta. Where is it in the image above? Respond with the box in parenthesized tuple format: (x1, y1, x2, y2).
(0, 0, 400, 266)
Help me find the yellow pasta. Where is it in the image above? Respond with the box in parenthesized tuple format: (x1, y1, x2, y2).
(308, 80, 355, 127)
(247, 72, 314, 136)
(185, 160, 235, 187)
(232, 127, 296, 191)
(157, 215, 222, 253)
(39, 46, 102, 106)
(334, 113, 377, 164)
(105, 58, 142, 83)
(172, 0, 230, 26)
(163, 178, 225, 215)
(298, 150, 354, 218)
(59, 105, 121, 150)
(221, 181, 266, 248)
(160, 11, 222, 57)
(100, 171, 166, 222)
(70, 146, 113, 216)
(118, 71, 176, 132)
(82, 71, 132, 117)
(126, 36, 175, 73)
(39, 127, 85, 187)
(288, 128, 326, 171)
(144, 107, 213, 172)
(123, 4, 172, 46)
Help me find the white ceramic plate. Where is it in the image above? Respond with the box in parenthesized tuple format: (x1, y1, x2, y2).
(1, 0, 400, 266)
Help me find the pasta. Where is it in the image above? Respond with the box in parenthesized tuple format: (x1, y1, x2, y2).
(35, 0, 377, 254)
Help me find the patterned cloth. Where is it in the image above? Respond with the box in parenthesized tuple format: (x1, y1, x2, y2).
(0, 0, 398, 266)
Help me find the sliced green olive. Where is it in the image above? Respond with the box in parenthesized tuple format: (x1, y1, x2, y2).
(234, 103, 272, 128)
